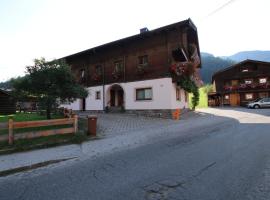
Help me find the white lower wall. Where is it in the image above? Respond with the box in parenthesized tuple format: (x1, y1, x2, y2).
(60, 78, 188, 111)
(85, 86, 103, 110)
(60, 99, 81, 110)
(122, 78, 173, 110)
(171, 83, 189, 109)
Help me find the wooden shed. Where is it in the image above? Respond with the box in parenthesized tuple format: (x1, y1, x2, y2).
(0, 89, 16, 115)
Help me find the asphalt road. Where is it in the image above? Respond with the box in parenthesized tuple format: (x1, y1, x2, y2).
(1, 108, 270, 200)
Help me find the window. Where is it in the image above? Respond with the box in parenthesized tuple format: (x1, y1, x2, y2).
(259, 78, 267, 84)
(138, 55, 148, 65)
(176, 88, 181, 101)
(245, 93, 253, 100)
(242, 69, 249, 72)
(95, 65, 102, 75)
(244, 79, 253, 84)
(231, 80, 238, 86)
(259, 92, 268, 98)
(80, 69, 85, 78)
(95, 91, 101, 100)
(136, 88, 152, 100)
(172, 48, 188, 62)
(114, 61, 123, 72)
(224, 95, 229, 100)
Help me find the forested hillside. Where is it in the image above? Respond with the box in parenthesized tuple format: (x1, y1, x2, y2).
(200, 53, 235, 83)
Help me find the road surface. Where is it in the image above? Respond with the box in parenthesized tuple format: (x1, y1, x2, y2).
(1, 108, 270, 200)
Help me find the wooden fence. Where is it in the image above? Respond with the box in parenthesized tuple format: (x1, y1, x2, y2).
(0, 115, 78, 145)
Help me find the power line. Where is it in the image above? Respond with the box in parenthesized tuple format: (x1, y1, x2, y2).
(206, 0, 239, 18)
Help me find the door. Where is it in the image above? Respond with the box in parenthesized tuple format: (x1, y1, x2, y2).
(81, 98, 86, 111)
(118, 90, 124, 106)
(230, 93, 240, 106)
(110, 90, 115, 106)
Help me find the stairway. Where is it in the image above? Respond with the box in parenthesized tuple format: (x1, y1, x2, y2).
(108, 106, 124, 113)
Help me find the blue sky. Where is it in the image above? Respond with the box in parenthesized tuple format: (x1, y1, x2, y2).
(1, 0, 270, 81)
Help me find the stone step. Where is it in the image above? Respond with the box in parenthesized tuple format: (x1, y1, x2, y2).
(108, 106, 124, 113)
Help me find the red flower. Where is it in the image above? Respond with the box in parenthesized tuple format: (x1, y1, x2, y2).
(170, 64, 177, 72)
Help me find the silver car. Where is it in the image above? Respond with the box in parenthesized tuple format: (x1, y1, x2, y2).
(247, 97, 270, 109)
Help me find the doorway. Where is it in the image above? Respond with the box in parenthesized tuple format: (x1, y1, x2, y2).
(108, 84, 125, 108)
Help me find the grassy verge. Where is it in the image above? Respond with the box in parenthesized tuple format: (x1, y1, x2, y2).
(0, 132, 88, 155)
(0, 113, 91, 155)
(0, 113, 67, 136)
(189, 86, 209, 109)
(0, 112, 63, 123)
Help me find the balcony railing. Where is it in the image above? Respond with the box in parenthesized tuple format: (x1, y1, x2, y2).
(224, 83, 270, 91)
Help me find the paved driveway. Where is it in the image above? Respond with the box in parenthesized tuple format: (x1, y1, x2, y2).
(78, 111, 199, 137)
(78, 107, 270, 137)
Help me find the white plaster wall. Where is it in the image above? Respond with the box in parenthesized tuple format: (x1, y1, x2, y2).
(170, 83, 189, 109)
(61, 78, 189, 111)
(60, 99, 80, 110)
(125, 78, 173, 110)
(104, 78, 172, 110)
(85, 86, 104, 110)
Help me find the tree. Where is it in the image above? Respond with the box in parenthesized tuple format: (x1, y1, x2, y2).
(12, 58, 88, 119)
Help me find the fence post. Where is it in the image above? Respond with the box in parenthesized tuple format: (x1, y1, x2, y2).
(74, 115, 78, 133)
(8, 117, 14, 145)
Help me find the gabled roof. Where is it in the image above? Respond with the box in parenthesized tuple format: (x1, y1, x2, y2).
(213, 59, 270, 77)
(0, 89, 11, 96)
(61, 18, 197, 60)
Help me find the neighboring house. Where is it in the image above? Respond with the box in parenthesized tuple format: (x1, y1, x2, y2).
(60, 18, 201, 118)
(0, 89, 16, 115)
(209, 60, 270, 106)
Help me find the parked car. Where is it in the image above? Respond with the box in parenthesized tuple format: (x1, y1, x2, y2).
(247, 97, 270, 108)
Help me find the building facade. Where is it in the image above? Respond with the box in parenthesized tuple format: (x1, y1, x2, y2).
(210, 60, 270, 107)
(60, 19, 201, 118)
(0, 89, 16, 115)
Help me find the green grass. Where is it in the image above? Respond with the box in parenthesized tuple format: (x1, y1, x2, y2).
(0, 112, 67, 136)
(0, 132, 88, 154)
(0, 113, 89, 154)
(189, 87, 209, 109)
(0, 112, 62, 123)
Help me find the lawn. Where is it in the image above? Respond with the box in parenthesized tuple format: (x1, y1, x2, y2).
(0, 132, 88, 155)
(0, 112, 88, 154)
(0, 112, 62, 123)
(189, 86, 209, 109)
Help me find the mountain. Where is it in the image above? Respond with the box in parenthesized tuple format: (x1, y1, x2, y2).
(200, 53, 235, 83)
(226, 50, 270, 62)
(200, 50, 270, 84)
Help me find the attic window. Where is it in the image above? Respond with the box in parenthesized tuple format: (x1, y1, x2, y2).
(172, 48, 188, 62)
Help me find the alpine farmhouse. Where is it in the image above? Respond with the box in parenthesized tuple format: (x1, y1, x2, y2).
(209, 60, 270, 107)
(60, 18, 202, 118)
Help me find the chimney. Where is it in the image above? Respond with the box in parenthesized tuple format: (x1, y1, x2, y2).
(140, 27, 149, 34)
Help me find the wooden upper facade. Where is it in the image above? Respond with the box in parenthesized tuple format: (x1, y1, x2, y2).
(61, 18, 201, 87)
(212, 60, 270, 105)
(0, 89, 16, 115)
